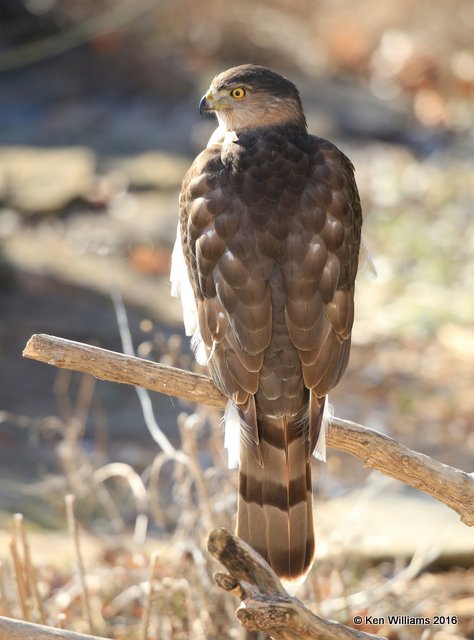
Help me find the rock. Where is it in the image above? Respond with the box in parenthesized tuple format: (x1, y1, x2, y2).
(0, 146, 96, 214)
(107, 151, 190, 191)
(2, 227, 182, 325)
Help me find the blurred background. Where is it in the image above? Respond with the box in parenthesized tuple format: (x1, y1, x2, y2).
(0, 0, 473, 638)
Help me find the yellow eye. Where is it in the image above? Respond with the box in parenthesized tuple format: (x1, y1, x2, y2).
(230, 87, 246, 99)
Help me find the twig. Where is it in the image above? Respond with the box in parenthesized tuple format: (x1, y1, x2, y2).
(9, 536, 30, 621)
(102, 584, 142, 619)
(178, 413, 215, 530)
(148, 452, 175, 528)
(110, 285, 186, 462)
(207, 528, 385, 640)
(14, 514, 46, 624)
(73, 374, 97, 438)
(23, 333, 474, 526)
(64, 495, 94, 635)
(0, 562, 12, 617)
(0, 615, 111, 640)
(92, 463, 149, 546)
(141, 551, 160, 640)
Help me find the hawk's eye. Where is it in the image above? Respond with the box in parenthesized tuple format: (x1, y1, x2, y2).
(230, 87, 246, 99)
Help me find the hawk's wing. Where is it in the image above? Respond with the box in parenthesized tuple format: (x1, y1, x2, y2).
(174, 131, 361, 459)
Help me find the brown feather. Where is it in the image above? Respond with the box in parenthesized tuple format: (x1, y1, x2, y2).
(177, 65, 362, 581)
(237, 415, 315, 580)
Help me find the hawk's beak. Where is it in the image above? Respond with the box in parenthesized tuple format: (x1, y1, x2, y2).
(199, 93, 215, 116)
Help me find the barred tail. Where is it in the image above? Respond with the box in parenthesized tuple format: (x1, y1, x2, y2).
(236, 414, 315, 582)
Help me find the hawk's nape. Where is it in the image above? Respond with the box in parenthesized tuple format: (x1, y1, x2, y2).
(171, 64, 362, 581)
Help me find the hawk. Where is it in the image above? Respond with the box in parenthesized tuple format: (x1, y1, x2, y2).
(171, 64, 362, 581)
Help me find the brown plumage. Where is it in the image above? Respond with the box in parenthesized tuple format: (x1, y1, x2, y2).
(171, 64, 362, 581)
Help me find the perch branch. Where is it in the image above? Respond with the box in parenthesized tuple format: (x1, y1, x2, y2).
(0, 615, 111, 640)
(24, 334, 221, 408)
(23, 334, 474, 525)
(207, 528, 385, 639)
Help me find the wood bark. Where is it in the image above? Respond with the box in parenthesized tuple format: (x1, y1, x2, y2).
(0, 616, 110, 640)
(207, 528, 386, 640)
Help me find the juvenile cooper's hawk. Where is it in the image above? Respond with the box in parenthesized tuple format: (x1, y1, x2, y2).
(171, 64, 362, 581)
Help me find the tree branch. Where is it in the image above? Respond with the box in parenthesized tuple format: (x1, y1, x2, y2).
(23, 333, 474, 526)
(207, 528, 385, 640)
(0, 615, 111, 640)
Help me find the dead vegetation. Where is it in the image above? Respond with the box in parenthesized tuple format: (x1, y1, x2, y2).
(0, 319, 472, 638)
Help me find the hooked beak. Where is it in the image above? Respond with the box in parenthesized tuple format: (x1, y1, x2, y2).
(199, 94, 213, 116)
(199, 96, 209, 115)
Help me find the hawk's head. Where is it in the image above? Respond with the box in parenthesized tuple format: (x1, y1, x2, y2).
(199, 64, 306, 133)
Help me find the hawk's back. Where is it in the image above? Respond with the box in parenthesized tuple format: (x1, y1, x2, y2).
(174, 120, 361, 580)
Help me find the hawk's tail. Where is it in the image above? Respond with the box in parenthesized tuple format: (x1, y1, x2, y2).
(236, 413, 316, 582)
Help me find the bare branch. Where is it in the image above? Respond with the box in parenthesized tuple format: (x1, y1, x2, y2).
(207, 528, 385, 640)
(24, 333, 221, 407)
(0, 615, 111, 640)
(327, 419, 474, 526)
(23, 333, 474, 526)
